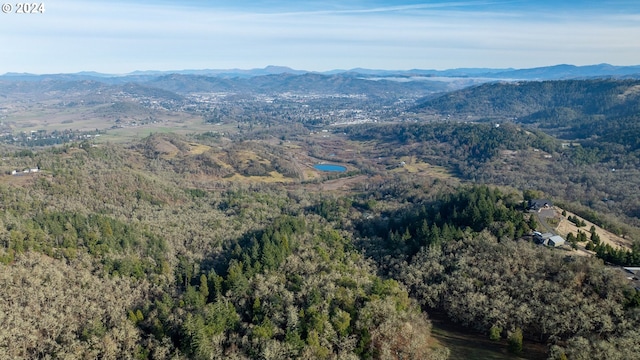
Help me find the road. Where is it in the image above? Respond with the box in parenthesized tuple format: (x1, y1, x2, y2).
(534, 209, 557, 235)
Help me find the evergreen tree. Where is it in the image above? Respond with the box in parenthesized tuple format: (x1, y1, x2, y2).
(199, 274, 209, 303)
(528, 216, 538, 231)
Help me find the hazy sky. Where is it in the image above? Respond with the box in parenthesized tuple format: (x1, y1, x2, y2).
(1, 0, 639, 74)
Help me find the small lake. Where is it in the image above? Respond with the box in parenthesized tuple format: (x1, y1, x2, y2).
(313, 164, 347, 172)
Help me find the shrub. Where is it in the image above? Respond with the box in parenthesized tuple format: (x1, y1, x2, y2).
(489, 325, 502, 341)
(508, 328, 523, 354)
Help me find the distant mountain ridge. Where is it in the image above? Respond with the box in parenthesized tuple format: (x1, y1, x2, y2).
(3, 63, 640, 81)
(0, 71, 453, 102)
(412, 78, 640, 116)
(144, 72, 452, 96)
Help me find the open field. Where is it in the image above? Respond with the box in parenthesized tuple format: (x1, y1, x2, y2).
(2, 104, 107, 131)
(96, 115, 233, 143)
(188, 143, 211, 155)
(0, 99, 237, 142)
(430, 316, 548, 360)
(390, 155, 453, 178)
(0, 172, 39, 187)
(553, 208, 633, 251)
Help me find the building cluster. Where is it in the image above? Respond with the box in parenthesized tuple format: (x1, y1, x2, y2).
(0, 129, 103, 147)
(533, 231, 566, 247)
(11, 167, 39, 175)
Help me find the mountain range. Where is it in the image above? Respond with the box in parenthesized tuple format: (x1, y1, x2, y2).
(4, 63, 640, 82)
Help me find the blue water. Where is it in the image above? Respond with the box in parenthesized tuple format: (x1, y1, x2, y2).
(313, 164, 347, 172)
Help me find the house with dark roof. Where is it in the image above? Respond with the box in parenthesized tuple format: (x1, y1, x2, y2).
(621, 267, 640, 291)
(534, 232, 553, 245)
(528, 199, 552, 211)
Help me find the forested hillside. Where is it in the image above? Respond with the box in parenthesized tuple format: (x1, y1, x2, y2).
(1, 137, 639, 359)
(413, 79, 640, 152)
(353, 185, 640, 359)
(0, 143, 450, 359)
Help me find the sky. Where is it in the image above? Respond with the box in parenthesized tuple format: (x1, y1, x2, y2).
(1, 0, 639, 74)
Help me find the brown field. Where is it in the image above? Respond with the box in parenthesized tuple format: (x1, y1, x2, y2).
(554, 209, 632, 251)
(188, 143, 211, 155)
(390, 156, 453, 179)
(0, 172, 39, 186)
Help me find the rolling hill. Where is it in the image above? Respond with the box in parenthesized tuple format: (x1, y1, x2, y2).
(412, 79, 640, 149)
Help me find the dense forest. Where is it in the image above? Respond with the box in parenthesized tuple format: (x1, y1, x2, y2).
(1, 134, 639, 359)
(354, 186, 640, 359)
(0, 142, 449, 359)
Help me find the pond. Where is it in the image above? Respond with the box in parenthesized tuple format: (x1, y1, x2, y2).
(313, 163, 347, 172)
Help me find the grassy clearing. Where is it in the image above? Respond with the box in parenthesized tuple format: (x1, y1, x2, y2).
(210, 154, 235, 170)
(425, 165, 454, 179)
(95, 122, 210, 143)
(390, 156, 453, 179)
(235, 150, 271, 166)
(235, 150, 260, 162)
(430, 318, 547, 360)
(0, 173, 38, 186)
(97, 127, 173, 143)
(302, 170, 319, 181)
(188, 143, 211, 155)
(554, 208, 632, 251)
